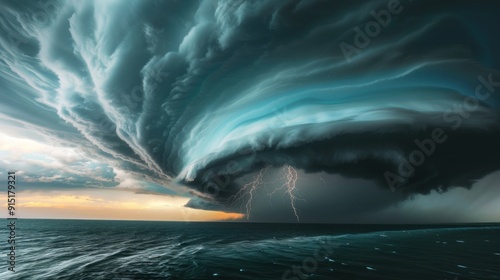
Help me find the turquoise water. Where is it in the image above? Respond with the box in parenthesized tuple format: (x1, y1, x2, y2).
(0, 220, 499, 279)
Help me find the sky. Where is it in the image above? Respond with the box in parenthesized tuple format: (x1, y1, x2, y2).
(1, 0, 500, 223)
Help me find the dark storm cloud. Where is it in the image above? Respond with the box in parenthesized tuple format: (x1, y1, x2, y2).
(1, 0, 500, 221)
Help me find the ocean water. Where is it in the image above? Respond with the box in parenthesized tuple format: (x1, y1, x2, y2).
(0, 220, 499, 280)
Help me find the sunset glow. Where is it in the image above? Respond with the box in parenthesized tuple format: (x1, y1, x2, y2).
(1, 189, 244, 221)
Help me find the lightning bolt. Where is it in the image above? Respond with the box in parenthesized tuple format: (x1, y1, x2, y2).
(228, 166, 270, 220)
(268, 165, 304, 222)
(282, 165, 302, 222)
(319, 173, 327, 186)
(228, 165, 304, 221)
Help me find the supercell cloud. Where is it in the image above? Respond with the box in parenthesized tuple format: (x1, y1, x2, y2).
(1, 0, 500, 221)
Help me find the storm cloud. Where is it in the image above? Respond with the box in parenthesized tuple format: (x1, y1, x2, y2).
(1, 0, 500, 222)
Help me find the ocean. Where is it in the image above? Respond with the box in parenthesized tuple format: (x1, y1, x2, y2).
(1, 220, 499, 280)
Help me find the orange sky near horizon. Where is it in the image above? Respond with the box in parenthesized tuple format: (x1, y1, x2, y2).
(1, 188, 245, 222)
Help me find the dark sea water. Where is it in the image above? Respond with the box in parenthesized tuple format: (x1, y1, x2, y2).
(1, 220, 499, 280)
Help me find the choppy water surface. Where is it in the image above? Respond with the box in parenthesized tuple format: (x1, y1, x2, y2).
(0, 220, 499, 279)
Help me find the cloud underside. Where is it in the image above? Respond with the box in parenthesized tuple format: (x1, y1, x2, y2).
(1, 0, 500, 220)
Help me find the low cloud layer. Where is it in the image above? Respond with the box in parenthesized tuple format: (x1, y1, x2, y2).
(1, 0, 500, 222)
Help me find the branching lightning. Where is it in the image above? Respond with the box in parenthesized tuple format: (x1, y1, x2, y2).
(228, 166, 270, 220)
(319, 173, 327, 186)
(229, 165, 304, 222)
(285, 166, 302, 221)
